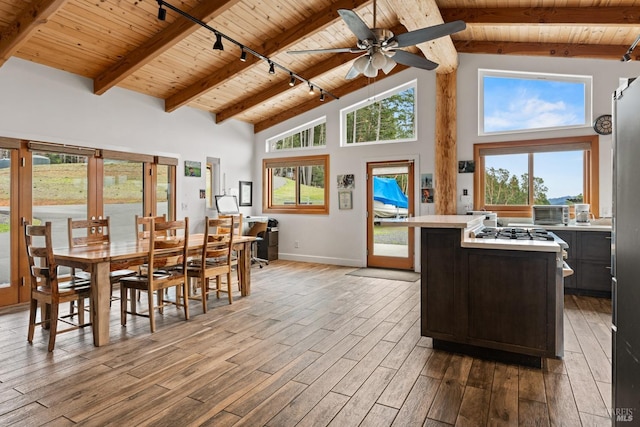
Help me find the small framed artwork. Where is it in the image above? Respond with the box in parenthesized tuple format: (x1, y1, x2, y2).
(239, 181, 252, 206)
(338, 190, 353, 210)
(184, 160, 201, 177)
(458, 160, 475, 173)
(337, 174, 355, 189)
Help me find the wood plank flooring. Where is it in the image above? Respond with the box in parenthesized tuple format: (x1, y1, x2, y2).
(0, 261, 612, 426)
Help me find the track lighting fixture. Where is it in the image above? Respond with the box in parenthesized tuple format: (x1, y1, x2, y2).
(157, 4, 166, 21)
(621, 35, 640, 62)
(155, 0, 337, 100)
(213, 33, 224, 51)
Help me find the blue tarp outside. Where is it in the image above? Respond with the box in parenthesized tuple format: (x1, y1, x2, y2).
(373, 176, 408, 208)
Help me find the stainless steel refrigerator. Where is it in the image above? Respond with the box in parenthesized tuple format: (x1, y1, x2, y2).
(612, 76, 640, 425)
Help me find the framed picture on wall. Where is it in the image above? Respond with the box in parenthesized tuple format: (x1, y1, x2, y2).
(338, 190, 352, 210)
(239, 181, 252, 206)
(184, 160, 201, 177)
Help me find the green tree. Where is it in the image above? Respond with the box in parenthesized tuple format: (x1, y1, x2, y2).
(485, 167, 550, 205)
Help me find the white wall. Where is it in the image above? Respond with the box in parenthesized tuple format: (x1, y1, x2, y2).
(0, 58, 254, 233)
(255, 55, 640, 268)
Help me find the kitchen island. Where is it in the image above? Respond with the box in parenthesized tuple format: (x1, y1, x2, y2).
(392, 215, 565, 367)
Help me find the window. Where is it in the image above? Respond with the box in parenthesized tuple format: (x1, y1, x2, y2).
(267, 118, 326, 152)
(479, 69, 592, 135)
(263, 155, 329, 214)
(341, 80, 416, 145)
(473, 136, 599, 217)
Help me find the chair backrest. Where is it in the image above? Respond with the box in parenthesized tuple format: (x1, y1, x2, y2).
(68, 217, 111, 248)
(246, 221, 267, 238)
(202, 216, 234, 265)
(147, 217, 189, 271)
(24, 221, 61, 295)
(219, 214, 242, 237)
(135, 214, 167, 243)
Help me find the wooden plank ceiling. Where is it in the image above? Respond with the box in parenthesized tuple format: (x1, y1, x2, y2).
(1, 0, 639, 133)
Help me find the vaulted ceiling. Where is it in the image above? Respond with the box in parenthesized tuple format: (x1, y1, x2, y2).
(1, 0, 639, 133)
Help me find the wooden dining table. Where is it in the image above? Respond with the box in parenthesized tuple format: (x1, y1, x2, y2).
(53, 234, 256, 347)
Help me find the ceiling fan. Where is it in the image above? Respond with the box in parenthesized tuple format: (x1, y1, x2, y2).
(288, 0, 466, 79)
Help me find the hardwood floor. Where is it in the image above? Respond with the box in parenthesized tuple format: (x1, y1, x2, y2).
(0, 261, 612, 426)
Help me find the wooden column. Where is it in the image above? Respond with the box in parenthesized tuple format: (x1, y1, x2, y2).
(435, 72, 457, 215)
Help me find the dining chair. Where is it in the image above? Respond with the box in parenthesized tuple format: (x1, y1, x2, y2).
(219, 214, 242, 288)
(68, 217, 136, 306)
(25, 221, 92, 351)
(119, 217, 190, 333)
(135, 214, 167, 242)
(246, 221, 269, 268)
(186, 216, 235, 312)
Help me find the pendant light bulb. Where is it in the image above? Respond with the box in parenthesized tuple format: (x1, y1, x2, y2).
(371, 50, 387, 69)
(353, 55, 370, 73)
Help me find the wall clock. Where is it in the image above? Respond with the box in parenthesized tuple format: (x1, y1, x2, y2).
(593, 114, 612, 135)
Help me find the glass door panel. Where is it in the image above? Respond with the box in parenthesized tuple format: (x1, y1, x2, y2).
(0, 148, 13, 303)
(156, 164, 170, 219)
(367, 162, 414, 270)
(103, 159, 144, 243)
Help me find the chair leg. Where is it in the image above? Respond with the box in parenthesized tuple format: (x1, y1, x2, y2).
(78, 297, 85, 325)
(48, 303, 59, 352)
(201, 277, 208, 314)
(182, 283, 189, 320)
(227, 272, 233, 304)
(148, 289, 156, 333)
(120, 285, 127, 327)
(27, 299, 38, 344)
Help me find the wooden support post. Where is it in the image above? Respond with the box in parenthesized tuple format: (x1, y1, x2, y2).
(435, 72, 457, 215)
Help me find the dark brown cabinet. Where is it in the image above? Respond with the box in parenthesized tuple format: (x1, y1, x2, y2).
(257, 229, 278, 261)
(554, 229, 611, 297)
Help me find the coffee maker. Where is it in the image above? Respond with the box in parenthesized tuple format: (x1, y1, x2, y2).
(574, 203, 590, 225)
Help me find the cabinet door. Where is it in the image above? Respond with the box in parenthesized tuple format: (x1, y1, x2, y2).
(577, 261, 612, 293)
(578, 232, 611, 261)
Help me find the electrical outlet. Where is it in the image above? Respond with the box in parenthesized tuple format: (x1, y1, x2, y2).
(294, 241, 299, 248)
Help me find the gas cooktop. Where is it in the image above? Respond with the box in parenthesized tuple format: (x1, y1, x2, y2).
(473, 227, 556, 241)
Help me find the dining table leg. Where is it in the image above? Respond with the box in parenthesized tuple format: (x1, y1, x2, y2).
(240, 241, 251, 296)
(90, 261, 111, 346)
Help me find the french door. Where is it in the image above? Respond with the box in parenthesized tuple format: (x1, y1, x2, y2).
(366, 161, 414, 270)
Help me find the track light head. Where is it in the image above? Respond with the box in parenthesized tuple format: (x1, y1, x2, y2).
(289, 73, 296, 87)
(320, 90, 325, 102)
(308, 84, 314, 95)
(157, 5, 167, 21)
(622, 52, 632, 62)
(240, 48, 247, 62)
(268, 61, 275, 74)
(213, 33, 224, 50)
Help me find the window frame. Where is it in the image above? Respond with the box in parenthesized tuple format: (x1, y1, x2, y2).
(479, 69, 592, 136)
(473, 135, 599, 218)
(263, 154, 330, 214)
(266, 117, 327, 152)
(340, 80, 417, 146)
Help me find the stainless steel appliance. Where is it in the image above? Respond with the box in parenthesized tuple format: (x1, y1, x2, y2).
(532, 205, 570, 225)
(612, 77, 640, 424)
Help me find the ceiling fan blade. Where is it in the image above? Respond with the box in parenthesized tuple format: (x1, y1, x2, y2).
(392, 50, 438, 70)
(393, 20, 466, 48)
(288, 47, 364, 54)
(338, 9, 376, 42)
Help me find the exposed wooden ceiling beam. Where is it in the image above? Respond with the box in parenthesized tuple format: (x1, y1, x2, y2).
(454, 40, 635, 60)
(216, 23, 408, 124)
(164, 0, 372, 113)
(253, 64, 409, 134)
(0, 0, 69, 67)
(440, 7, 640, 25)
(93, 0, 241, 95)
(381, 0, 459, 74)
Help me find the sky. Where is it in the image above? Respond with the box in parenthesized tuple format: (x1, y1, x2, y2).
(483, 75, 586, 199)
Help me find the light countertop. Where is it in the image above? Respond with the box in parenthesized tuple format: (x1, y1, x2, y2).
(382, 215, 484, 229)
(509, 222, 612, 232)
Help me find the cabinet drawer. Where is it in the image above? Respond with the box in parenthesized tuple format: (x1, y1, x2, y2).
(266, 231, 278, 247)
(577, 231, 611, 260)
